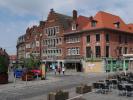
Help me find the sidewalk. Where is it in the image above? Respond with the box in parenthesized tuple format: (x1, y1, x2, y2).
(0, 76, 60, 92)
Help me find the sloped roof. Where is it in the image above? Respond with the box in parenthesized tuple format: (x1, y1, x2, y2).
(54, 12, 72, 30)
(93, 11, 132, 33)
(65, 11, 133, 34)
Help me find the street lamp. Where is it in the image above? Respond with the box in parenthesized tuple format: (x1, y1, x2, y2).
(39, 33, 42, 62)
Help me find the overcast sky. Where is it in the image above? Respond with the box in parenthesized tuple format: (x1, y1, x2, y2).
(0, 0, 133, 55)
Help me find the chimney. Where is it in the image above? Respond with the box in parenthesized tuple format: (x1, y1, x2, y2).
(73, 10, 77, 20)
(50, 8, 54, 13)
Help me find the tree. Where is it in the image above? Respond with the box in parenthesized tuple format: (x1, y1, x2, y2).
(0, 55, 8, 73)
(23, 53, 41, 69)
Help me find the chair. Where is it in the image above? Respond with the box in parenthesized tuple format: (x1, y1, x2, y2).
(117, 84, 126, 96)
(112, 80, 118, 89)
(100, 83, 109, 94)
(105, 80, 111, 91)
(93, 83, 101, 93)
(125, 85, 133, 97)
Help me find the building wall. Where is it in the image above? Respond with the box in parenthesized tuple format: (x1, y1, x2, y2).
(16, 10, 133, 72)
(83, 61, 104, 73)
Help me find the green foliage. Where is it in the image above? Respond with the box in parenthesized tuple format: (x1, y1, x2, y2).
(23, 54, 41, 69)
(0, 56, 8, 73)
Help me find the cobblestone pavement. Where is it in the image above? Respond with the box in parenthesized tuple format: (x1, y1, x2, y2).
(0, 71, 107, 100)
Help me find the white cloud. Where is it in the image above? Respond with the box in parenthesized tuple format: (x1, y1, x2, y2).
(0, 0, 133, 54)
(0, 0, 133, 22)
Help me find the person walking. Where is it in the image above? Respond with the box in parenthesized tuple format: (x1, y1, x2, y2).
(58, 66, 61, 75)
(62, 67, 65, 75)
(54, 66, 57, 75)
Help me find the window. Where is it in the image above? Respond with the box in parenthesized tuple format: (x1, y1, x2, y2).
(55, 26, 59, 33)
(45, 28, 48, 34)
(76, 48, 80, 55)
(36, 41, 39, 47)
(86, 47, 92, 58)
(68, 48, 71, 55)
(59, 38, 61, 43)
(56, 39, 59, 44)
(114, 22, 120, 28)
(106, 34, 110, 42)
(72, 23, 76, 30)
(67, 47, 80, 55)
(106, 46, 109, 57)
(124, 47, 127, 54)
(119, 34, 122, 44)
(91, 21, 97, 27)
(46, 40, 47, 45)
(86, 35, 90, 43)
(26, 44, 30, 48)
(125, 35, 127, 44)
(95, 46, 101, 57)
(119, 47, 122, 55)
(59, 49, 61, 54)
(96, 34, 100, 42)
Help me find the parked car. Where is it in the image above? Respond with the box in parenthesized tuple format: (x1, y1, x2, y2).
(31, 69, 42, 77)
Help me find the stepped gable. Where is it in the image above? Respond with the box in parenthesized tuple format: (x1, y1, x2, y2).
(46, 9, 73, 31)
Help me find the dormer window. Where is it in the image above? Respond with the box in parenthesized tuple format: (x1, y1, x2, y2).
(72, 23, 76, 30)
(91, 21, 97, 27)
(114, 22, 120, 28)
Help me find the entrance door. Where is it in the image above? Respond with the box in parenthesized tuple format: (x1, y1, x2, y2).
(76, 63, 82, 72)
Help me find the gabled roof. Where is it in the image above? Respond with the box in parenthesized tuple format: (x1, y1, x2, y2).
(64, 15, 92, 34)
(65, 11, 133, 34)
(94, 11, 132, 32)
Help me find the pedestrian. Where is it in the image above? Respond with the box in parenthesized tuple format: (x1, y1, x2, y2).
(62, 67, 65, 75)
(58, 66, 61, 75)
(54, 65, 57, 75)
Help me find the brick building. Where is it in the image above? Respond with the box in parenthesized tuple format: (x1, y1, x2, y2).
(16, 35, 25, 64)
(9, 55, 17, 68)
(17, 9, 133, 72)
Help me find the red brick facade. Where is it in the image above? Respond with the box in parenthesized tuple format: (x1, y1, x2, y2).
(17, 9, 133, 71)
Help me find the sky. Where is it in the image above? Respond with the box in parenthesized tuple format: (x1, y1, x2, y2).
(0, 0, 133, 55)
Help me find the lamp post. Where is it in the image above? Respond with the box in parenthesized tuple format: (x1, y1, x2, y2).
(39, 33, 42, 62)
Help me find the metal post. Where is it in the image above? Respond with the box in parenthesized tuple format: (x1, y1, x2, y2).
(37, 73, 39, 80)
(123, 59, 126, 75)
(26, 73, 28, 86)
(75, 61, 76, 72)
(13, 74, 16, 88)
(111, 58, 113, 72)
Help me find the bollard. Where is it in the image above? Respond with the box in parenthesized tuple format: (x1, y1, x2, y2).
(76, 84, 92, 94)
(47, 90, 69, 100)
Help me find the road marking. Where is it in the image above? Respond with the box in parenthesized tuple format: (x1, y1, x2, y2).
(67, 94, 83, 100)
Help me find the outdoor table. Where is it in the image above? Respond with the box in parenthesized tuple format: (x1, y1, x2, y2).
(120, 83, 133, 89)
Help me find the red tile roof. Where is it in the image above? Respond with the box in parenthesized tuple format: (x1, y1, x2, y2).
(65, 11, 133, 34)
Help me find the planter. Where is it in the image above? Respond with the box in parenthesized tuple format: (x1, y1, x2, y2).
(76, 84, 92, 94)
(71, 98, 86, 100)
(47, 90, 69, 100)
(0, 73, 8, 84)
(21, 71, 34, 81)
